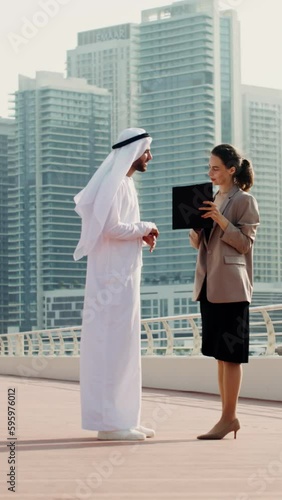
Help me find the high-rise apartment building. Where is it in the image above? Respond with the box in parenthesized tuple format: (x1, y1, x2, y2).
(0, 118, 15, 333)
(242, 84, 282, 283)
(138, 0, 241, 291)
(64, 1, 241, 318)
(8, 72, 111, 332)
(67, 23, 139, 140)
(220, 9, 241, 145)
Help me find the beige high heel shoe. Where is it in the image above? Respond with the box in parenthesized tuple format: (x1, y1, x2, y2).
(197, 418, 240, 440)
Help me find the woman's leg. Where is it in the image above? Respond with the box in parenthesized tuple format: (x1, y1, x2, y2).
(217, 360, 225, 410)
(214, 361, 242, 427)
(221, 361, 242, 422)
(198, 361, 242, 437)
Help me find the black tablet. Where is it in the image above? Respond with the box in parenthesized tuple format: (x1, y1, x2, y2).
(172, 182, 213, 229)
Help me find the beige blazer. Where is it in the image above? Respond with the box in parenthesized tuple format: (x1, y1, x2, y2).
(189, 186, 260, 303)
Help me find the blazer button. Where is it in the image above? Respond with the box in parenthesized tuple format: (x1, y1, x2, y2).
(207, 250, 212, 254)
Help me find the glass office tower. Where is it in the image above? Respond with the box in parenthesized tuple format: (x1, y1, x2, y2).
(0, 118, 15, 333)
(136, 0, 241, 316)
(67, 23, 139, 140)
(64, 2, 241, 317)
(220, 9, 241, 145)
(138, 0, 241, 285)
(242, 84, 282, 283)
(8, 72, 111, 331)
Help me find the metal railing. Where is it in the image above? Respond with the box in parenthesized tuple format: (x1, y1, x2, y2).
(0, 304, 281, 358)
(141, 304, 282, 357)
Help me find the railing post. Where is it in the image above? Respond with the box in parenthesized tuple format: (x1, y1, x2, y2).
(143, 322, 154, 355)
(73, 330, 79, 356)
(162, 320, 174, 355)
(58, 332, 65, 356)
(47, 331, 55, 356)
(260, 309, 277, 356)
(189, 318, 201, 355)
(8, 335, 15, 356)
(26, 334, 33, 355)
(38, 334, 43, 356)
(15, 335, 24, 356)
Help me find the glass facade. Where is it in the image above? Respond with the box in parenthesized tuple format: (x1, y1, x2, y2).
(0, 119, 15, 333)
(67, 23, 139, 141)
(220, 15, 232, 143)
(63, 2, 241, 318)
(43, 290, 84, 329)
(8, 73, 111, 331)
(242, 85, 282, 283)
(220, 10, 242, 147)
(137, 1, 221, 286)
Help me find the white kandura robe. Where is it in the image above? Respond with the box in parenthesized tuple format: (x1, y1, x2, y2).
(80, 177, 154, 431)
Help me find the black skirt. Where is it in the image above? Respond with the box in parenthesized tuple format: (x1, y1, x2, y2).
(199, 278, 250, 364)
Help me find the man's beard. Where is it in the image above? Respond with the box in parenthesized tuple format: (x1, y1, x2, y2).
(134, 159, 147, 172)
(135, 165, 146, 172)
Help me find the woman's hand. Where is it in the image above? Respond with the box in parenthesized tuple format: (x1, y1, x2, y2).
(199, 201, 229, 231)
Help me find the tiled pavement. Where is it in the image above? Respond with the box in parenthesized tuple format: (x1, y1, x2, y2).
(0, 375, 282, 500)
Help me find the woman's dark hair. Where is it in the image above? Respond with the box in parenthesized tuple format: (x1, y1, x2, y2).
(211, 144, 254, 192)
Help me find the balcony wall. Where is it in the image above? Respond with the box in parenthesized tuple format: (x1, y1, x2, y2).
(0, 355, 281, 402)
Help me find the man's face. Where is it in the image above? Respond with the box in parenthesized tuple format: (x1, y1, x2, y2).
(132, 149, 153, 173)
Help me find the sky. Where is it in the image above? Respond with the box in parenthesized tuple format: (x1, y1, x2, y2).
(1, 0, 282, 118)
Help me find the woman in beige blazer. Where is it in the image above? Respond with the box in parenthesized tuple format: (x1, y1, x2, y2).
(189, 144, 259, 440)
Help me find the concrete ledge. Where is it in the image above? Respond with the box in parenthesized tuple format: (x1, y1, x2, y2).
(0, 356, 79, 382)
(142, 355, 282, 401)
(0, 355, 281, 401)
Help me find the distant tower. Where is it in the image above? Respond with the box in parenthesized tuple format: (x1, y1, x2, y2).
(67, 23, 139, 141)
(0, 118, 15, 333)
(220, 9, 242, 146)
(242, 84, 282, 283)
(8, 72, 111, 331)
(138, 0, 241, 288)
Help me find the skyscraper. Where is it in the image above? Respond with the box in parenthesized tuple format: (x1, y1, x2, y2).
(242, 84, 282, 283)
(8, 72, 111, 332)
(138, 0, 241, 291)
(67, 23, 139, 140)
(0, 118, 15, 333)
(64, 1, 241, 318)
(220, 9, 241, 145)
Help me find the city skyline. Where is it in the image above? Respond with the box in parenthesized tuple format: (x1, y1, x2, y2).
(1, 0, 281, 334)
(1, 0, 282, 119)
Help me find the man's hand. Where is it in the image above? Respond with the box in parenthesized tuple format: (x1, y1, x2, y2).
(148, 228, 159, 238)
(143, 227, 159, 252)
(142, 234, 156, 252)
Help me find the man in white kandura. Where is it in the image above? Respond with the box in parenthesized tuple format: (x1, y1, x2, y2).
(74, 128, 159, 441)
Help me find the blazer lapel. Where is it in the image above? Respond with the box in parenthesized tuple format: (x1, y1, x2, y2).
(220, 185, 239, 214)
(207, 185, 240, 242)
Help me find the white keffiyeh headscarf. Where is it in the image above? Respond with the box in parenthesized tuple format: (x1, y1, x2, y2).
(73, 128, 152, 261)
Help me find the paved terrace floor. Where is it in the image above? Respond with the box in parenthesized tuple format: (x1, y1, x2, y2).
(0, 375, 282, 500)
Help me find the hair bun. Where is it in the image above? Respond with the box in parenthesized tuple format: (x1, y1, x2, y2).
(241, 158, 250, 168)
